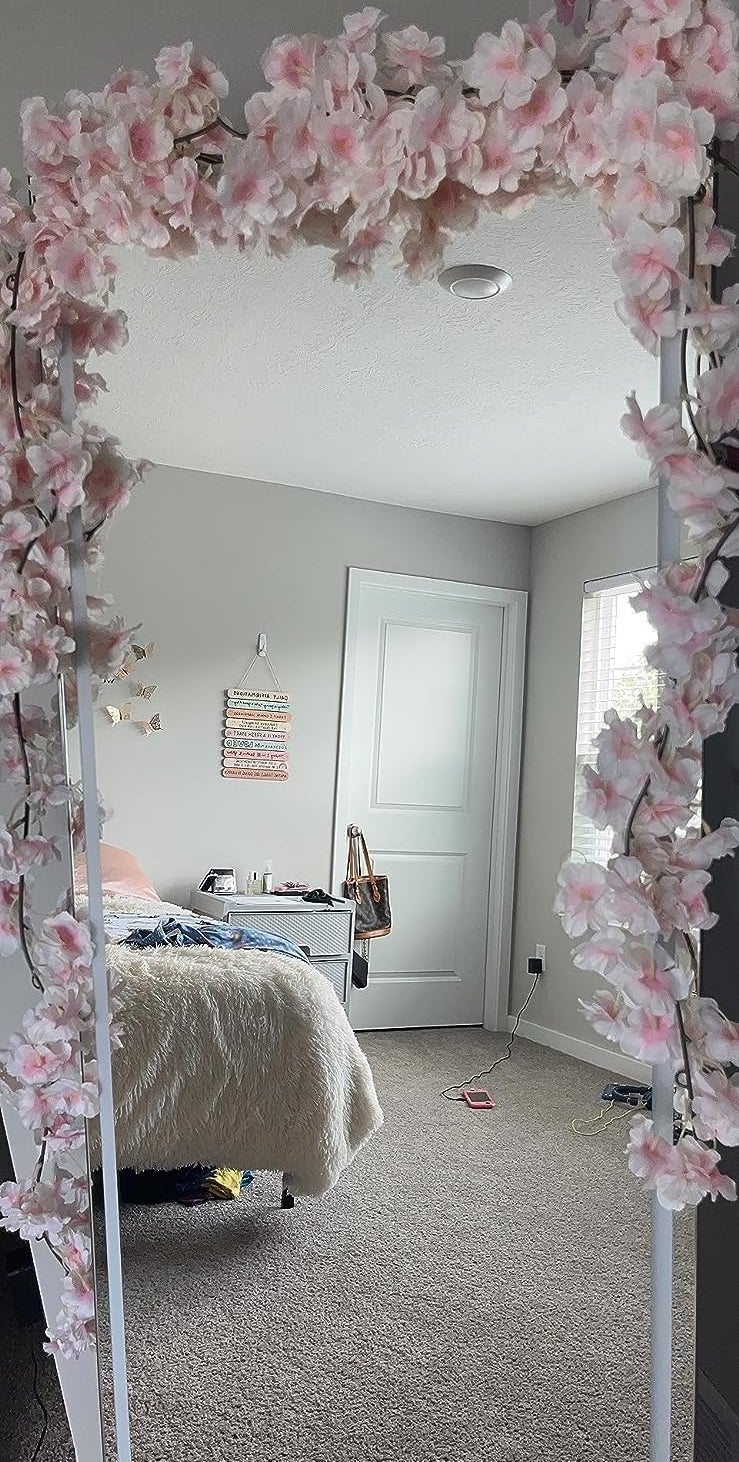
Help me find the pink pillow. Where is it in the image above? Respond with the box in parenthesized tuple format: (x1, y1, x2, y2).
(74, 843, 160, 903)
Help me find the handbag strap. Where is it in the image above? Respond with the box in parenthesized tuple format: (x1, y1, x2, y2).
(357, 830, 376, 880)
(345, 825, 361, 884)
(345, 825, 378, 892)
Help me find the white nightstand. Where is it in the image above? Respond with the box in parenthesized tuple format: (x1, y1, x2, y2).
(189, 892, 355, 1006)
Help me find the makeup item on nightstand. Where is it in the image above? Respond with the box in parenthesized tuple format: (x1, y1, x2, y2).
(262, 861, 273, 894)
(198, 868, 237, 895)
(247, 869, 261, 895)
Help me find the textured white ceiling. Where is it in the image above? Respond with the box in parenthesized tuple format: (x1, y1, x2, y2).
(3, 0, 657, 523)
(93, 195, 656, 524)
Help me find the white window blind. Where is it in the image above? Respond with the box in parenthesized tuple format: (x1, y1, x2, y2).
(572, 580, 659, 865)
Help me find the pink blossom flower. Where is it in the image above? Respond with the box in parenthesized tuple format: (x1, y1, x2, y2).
(688, 285, 739, 354)
(659, 1135, 736, 1208)
(38, 911, 93, 978)
(0, 645, 32, 696)
(122, 112, 172, 167)
(610, 172, 679, 230)
(572, 929, 627, 978)
(621, 942, 692, 1005)
(80, 177, 133, 245)
(633, 576, 724, 652)
(615, 288, 683, 355)
(697, 351, 739, 438)
(613, 220, 684, 300)
(459, 112, 537, 194)
(20, 97, 78, 166)
(580, 989, 629, 1042)
(629, 1119, 736, 1209)
(653, 868, 717, 933)
(646, 101, 714, 195)
(463, 23, 552, 109)
(26, 430, 91, 513)
(14, 1085, 54, 1133)
(160, 44, 228, 100)
(3, 1030, 76, 1086)
(627, 1116, 674, 1188)
(218, 139, 296, 234)
(621, 393, 688, 460)
(65, 303, 129, 359)
(408, 86, 477, 161)
(663, 450, 732, 529)
(553, 861, 608, 936)
(595, 21, 666, 78)
(692, 1068, 739, 1146)
(555, 0, 578, 24)
(578, 763, 640, 830)
(1, 510, 37, 551)
(684, 997, 739, 1065)
(605, 77, 659, 167)
(47, 1075, 99, 1121)
(619, 1004, 679, 1060)
(261, 34, 321, 91)
(0, 1177, 75, 1244)
(630, 0, 695, 38)
(316, 107, 367, 170)
(383, 27, 449, 88)
(42, 1113, 87, 1153)
(343, 9, 387, 52)
(507, 73, 567, 146)
(44, 232, 107, 300)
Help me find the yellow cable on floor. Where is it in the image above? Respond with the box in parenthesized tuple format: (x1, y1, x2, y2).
(571, 1098, 649, 1136)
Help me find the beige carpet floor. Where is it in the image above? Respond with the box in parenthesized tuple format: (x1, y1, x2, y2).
(89, 1030, 695, 1462)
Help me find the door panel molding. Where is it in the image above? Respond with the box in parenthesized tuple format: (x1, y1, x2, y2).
(332, 568, 528, 1031)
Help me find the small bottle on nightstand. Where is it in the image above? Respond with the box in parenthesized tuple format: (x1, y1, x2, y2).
(262, 861, 273, 894)
(248, 869, 260, 895)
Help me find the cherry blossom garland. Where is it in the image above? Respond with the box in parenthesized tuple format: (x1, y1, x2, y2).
(0, 1, 737, 1359)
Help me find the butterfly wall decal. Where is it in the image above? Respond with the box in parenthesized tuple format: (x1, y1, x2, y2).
(130, 682, 158, 700)
(132, 642, 154, 662)
(136, 714, 162, 736)
(104, 704, 132, 725)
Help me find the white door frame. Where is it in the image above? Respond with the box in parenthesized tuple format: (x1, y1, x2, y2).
(331, 568, 528, 1032)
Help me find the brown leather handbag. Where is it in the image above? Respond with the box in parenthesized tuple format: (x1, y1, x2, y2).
(343, 825, 392, 939)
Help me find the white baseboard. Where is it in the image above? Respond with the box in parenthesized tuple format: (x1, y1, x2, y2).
(505, 1016, 650, 1084)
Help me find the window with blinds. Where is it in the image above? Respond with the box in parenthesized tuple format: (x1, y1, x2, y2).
(572, 580, 659, 865)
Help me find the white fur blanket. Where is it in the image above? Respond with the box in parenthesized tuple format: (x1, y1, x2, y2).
(88, 902, 383, 1195)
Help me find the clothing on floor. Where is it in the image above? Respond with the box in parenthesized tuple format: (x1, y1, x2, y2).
(116, 1166, 253, 1207)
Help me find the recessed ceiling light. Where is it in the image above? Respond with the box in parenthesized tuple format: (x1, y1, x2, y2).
(438, 264, 513, 300)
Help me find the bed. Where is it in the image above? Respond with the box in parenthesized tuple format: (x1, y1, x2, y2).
(80, 847, 384, 1199)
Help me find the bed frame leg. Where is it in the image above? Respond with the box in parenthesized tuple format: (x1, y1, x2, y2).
(281, 1178, 295, 1210)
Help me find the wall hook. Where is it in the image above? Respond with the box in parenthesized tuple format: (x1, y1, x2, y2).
(257, 633, 267, 657)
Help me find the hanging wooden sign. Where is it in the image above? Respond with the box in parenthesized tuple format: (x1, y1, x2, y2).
(223, 767, 290, 781)
(222, 651, 291, 780)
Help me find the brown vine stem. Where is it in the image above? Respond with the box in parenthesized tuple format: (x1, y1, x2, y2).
(675, 1002, 695, 1104)
(623, 727, 669, 855)
(7, 250, 26, 440)
(12, 697, 44, 993)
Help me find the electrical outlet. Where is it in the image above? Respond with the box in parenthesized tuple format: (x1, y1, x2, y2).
(535, 944, 546, 974)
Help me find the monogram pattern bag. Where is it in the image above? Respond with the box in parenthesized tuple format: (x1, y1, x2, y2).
(343, 826, 392, 939)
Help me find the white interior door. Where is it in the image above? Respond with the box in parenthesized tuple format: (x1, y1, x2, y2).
(334, 570, 526, 1031)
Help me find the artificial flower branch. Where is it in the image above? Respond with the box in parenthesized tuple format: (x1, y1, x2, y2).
(0, 1, 738, 1357)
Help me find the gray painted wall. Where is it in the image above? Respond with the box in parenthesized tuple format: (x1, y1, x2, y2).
(96, 465, 530, 904)
(509, 487, 658, 1058)
(97, 468, 658, 1064)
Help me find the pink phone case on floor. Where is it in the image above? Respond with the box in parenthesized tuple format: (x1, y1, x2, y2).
(462, 1088, 496, 1109)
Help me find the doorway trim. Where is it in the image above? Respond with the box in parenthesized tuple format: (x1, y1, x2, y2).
(331, 568, 528, 1032)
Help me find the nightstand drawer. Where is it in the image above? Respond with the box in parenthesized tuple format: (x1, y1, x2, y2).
(311, 957, 349, 1004)
(227, 907, 352, 957)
